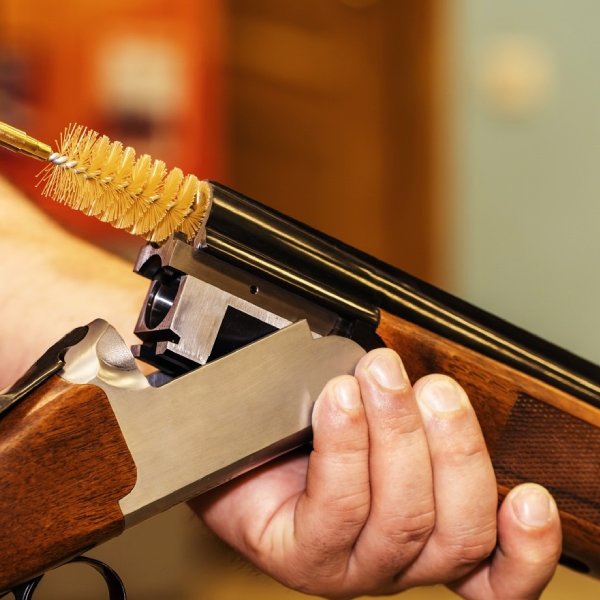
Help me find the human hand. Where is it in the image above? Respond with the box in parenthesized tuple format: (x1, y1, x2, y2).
(192, 348, 562, 599)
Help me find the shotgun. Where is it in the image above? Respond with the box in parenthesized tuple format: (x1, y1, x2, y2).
(1, 181, 600, 595)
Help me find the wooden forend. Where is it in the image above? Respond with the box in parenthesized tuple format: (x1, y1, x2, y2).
(377, 309, 600, 576)
(0, 375, 137, 591)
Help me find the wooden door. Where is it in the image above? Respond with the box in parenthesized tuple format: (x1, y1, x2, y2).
(226, 0, 441, 281)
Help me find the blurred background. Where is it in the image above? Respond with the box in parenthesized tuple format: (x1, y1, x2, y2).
(1, 0, 600, 598)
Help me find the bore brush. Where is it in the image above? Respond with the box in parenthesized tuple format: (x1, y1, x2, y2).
(0, 121, 211, 244)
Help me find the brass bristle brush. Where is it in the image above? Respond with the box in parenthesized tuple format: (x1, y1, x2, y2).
(0, 121, 211, 244)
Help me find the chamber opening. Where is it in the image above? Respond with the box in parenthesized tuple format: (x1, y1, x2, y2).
(145, 270, 182, 329)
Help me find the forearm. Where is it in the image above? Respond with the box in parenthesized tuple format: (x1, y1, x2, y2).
(0, 176, 146, 389)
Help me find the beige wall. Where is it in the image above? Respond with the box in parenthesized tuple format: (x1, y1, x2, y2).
(443, 1, 600, 598)
(444, 0, 600, 363)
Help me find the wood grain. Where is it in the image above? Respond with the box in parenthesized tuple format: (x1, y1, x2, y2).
(0, 375, 137, 592)
(377, 309, 600, 576)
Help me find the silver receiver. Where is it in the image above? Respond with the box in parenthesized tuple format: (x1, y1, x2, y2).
(132, 234, 339, 375)
(60, 319, 365, 526)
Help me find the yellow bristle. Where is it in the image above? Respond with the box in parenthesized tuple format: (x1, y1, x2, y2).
(114, 158, 166, 230)
(93, 141, 126, 221)
(130, 167, 183, 236)
(81, 136, 116, 216)
(98, 152, 150, 224)
(142, 160, 167, 200)
(179, 178, 210, 240)
(39, 125, 89, 206)
(39, 125, 209, 243)
(61, 125, 87, 160)
(69, 130, 103, 211)
(148, 173, 197, 243)
(110, 146, 136, 191)
(127, 154, 152, 196)
(84, 136, 111, 179)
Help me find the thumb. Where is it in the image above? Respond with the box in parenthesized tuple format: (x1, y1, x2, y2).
(451, 483, 562, 600)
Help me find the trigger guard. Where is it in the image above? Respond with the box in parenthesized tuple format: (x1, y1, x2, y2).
(9, 556, 126, 600)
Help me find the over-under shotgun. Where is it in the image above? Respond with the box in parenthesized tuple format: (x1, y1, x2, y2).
(1, 182, 599, 593)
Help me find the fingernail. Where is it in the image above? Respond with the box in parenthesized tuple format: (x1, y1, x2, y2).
(335, 378, 362, 411)
(512, 486, 552, 528)
(367, 352, 407, 390)
(418, 378, 462, 413)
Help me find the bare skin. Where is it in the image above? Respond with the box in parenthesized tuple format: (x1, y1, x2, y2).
(0, 177, 562, 599)
(0, 176, 147, 388)
(194, 350, 562, 599)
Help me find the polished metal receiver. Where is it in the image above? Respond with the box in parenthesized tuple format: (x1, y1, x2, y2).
(0, 326, 89, 416)
(132, 233, 339, 374)
(60, 319, 365, 526)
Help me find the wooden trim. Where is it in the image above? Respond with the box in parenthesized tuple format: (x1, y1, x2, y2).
(0, 376, 137, 591)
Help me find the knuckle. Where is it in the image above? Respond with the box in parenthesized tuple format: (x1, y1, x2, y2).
(242, 527, 273, 559)
(379, 416, 425, 452)
(310, 463, 371, 516)
(522, 543, 562, 568)
(442, 429, 488, 469)
(368, 508, 436, 574)
(438, 522, 497, 568)
(392, 411, 424, 436)
(325, 492, 372, 533)
(386, 507, 436, 546)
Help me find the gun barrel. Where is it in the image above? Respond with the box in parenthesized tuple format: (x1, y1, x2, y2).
(204, 182, 600, 408)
